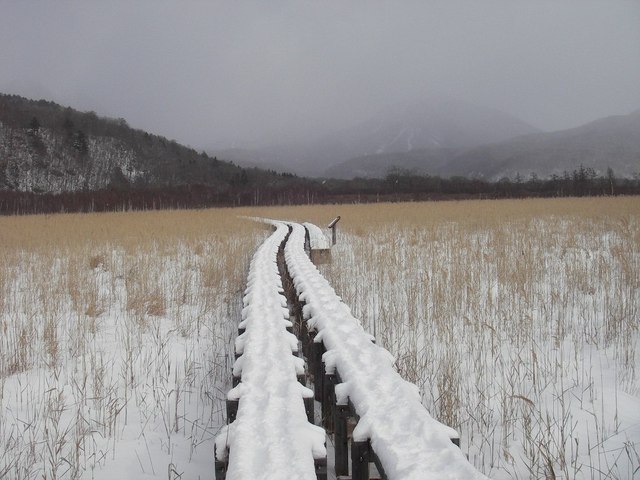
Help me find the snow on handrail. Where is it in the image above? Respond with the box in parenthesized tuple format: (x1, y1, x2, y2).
(215, 222, 326, 479)
(284, 222, 489, 480)
(302, 222, 331, 250)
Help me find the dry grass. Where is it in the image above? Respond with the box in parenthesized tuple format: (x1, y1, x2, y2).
(240, 196, 639, 477)
(1, 197, 638, 479)
(299, 196, 639, 479)
(0, 208, 267, 478)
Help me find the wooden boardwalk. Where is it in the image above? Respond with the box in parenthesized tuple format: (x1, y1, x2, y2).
(216, 219, 488, 480)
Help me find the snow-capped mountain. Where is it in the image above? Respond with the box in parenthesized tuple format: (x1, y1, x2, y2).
(211, 98, 540, 177)
(326, 108, 640, 180)
(449, 108, 640, 179)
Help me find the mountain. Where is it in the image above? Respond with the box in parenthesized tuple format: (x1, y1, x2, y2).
(317, 98, 540, 157)
(0, 93, 293, 194)
(212, 147, 295, 174)
(328, 109, 640, 180)
(450, 109, 640, 179)
(209, 98, 540, 177)
(325, 148, 457, 179)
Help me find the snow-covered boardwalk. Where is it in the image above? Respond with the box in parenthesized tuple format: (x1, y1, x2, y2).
(215, 222, 326, 479)
(217, 218, 487, 479)
(284, 222, 489, 480)
(303, 222, 331, 250)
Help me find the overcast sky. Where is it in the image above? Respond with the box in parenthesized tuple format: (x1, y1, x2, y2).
(1, 1, 639, 149)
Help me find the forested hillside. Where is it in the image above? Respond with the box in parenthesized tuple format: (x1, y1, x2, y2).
(0, 93, 296, 194)
(1, 94, 638, 215)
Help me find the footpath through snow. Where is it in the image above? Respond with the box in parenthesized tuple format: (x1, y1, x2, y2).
(218, 218, 487, 479)
(284, 222, 488, 480)
(215, 222, 326, 479)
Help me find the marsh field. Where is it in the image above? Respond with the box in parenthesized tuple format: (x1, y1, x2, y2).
(1, 196, 638, 479)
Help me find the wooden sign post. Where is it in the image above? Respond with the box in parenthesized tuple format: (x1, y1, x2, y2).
(328, 216, 341, 246)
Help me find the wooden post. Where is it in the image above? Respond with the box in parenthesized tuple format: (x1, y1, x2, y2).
(301, 311, 311, 360)
(351, 440, 370, 480)
(226, 399, 238, 424)
(314, 456, 328, 480)
(322, 371, 336, 433)
(328, 216, 341, 246)
(304, 396, 315, 423)
(313, 341, 325, 401)
(214, 458, 227, 480)
(334, 404, 350, 476)
(214, 445, 228, 480)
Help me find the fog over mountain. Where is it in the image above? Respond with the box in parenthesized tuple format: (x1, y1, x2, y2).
(1, 1, 639, 167)
(326, 109, 640, 180)
(452, 109, 640, 180)
(212, 98, 541, 176)
(2, 92, 639, 213)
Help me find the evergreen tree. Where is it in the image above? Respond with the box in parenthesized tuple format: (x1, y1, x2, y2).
(606, 167, 615, 195)
(73, 130, 89, 154)
(28, 116, 40, 134)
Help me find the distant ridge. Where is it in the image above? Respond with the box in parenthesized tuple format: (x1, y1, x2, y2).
(327, 108, 640, 180)
(450, 109, 640, 179)
(2, 93, 638, 215)
(209, 98, 541, 177)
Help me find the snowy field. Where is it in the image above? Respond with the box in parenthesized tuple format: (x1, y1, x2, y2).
(0, 210, 264, 479)
(1, 196, 639, 479)
(313, 198, 640, 479)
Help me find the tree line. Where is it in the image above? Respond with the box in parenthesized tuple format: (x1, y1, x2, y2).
(343, 165, 639, 199)
(2, 93, 638, 215)
(1, 167, 638, 215)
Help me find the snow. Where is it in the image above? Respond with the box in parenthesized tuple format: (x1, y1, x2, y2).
(319, 211, 640, 478)
(302, 222, 331, 250)
(0, 234, 252, 479)
(284, 222, 488, 480)
(4, 208, 633, 479)
(216, 222, 326, 479)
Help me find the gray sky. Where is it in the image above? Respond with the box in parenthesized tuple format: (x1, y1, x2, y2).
(1, 1, 639, 149)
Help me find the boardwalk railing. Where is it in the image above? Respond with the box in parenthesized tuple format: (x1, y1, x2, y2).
(284, 222, 489, 480)
(215, 222, 327, 480)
